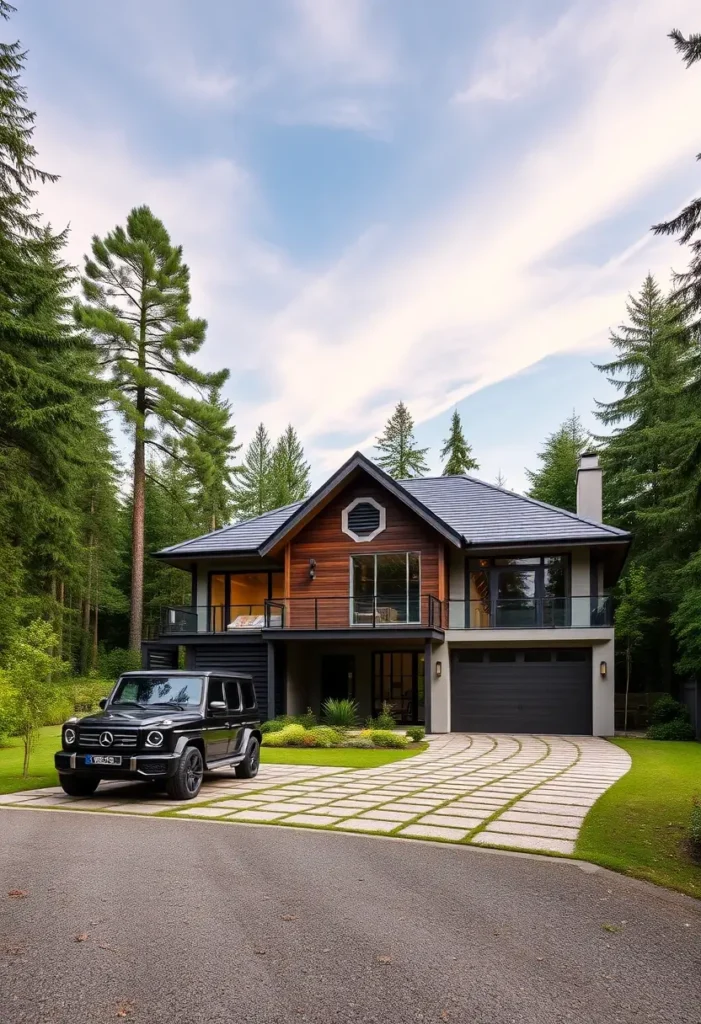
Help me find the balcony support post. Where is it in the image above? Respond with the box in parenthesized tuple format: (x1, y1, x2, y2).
(267, 640, 276, 721)
(424, 640, 432, 734)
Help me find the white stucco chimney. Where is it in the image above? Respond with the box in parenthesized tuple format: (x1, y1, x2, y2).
(576, 452, 602, 522)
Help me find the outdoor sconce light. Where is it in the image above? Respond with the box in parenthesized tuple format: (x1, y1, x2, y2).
(308, 558, 316, 581)
(435, 661, 442, 678)
(600, 661, 607, 678)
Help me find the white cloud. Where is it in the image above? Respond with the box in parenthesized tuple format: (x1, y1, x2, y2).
(246, 0, 701, 469)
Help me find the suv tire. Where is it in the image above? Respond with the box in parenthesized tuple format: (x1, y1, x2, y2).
(166, 746, 204, 801)
(59, 774, 100, 798)
(235, 736, 260, 779)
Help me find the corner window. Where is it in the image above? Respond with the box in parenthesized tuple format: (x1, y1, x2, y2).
(467, 554, 569, 628)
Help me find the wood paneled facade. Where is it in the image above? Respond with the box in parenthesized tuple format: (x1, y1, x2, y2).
(282, 476, 448, 628)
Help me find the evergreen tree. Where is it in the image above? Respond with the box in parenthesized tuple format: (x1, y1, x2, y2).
(233, 424, 274, 519)
(526, 413, 588, 512)
(495, 470, 507, 487)
(594, 275, 694, 690)
(615, 566, 652, 732)
(440, 410, 479, 475)
(270, 425, 311, 508)
(74, 206, 228, 650)
(653, 31, 701, 328)
(374, 401, 429, 479)
(182, 385, 239, 533)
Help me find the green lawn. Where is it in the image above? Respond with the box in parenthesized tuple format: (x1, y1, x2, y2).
(577, 739, 701, 899)
(260, 744, 426, 768)
(0, 726, 425, 794)
(0, 725, 61, 794)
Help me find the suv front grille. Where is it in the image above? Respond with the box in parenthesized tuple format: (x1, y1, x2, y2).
(78, 730, 138, 749)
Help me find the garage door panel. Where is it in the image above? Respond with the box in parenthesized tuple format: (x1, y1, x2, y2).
(451, 651, 592, 734)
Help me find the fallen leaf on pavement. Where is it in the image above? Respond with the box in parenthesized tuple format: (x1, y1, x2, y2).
(75, 934, 89, 943)
(115, 1001, 134, 1018)
(280, 915, 296, 921)
(254, 948, 267, 955)
(377, 955, 392, 964)
(7, 890, 28, 899)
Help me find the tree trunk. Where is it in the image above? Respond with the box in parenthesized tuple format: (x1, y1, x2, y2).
(129, 428, 146, 650)
(57, 579, 65, 662)
(22, 727, 31, 778)
(91, 560, 99, 671)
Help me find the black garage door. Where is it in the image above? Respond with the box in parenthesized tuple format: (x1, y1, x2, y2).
(451, 649, 592, 734)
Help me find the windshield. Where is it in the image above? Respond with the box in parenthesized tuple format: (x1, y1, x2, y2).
(111, 675, 204, 708)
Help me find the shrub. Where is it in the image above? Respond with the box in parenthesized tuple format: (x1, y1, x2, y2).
(647, 718, 695, 741)
(690, 800, 701, 853)
(406, 726, 425, 743)
(300, 732, 319, 747)
(260, 718, 287, 735)
(308, 726, 342, 747)
(98, 647, 142, 681)
(261, 723, 307, 747)
(341, 735, 374, 749)
(649, 694, 690, 726)
(322, 697, 359, 729)
(298, 707, 317, 729)
(366, 729, 409, 749)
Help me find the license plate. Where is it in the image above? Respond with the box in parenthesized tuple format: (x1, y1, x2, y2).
(85, 755, 122, 766)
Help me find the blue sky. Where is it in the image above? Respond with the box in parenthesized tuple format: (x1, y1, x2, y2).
(14, 0, 701, 491)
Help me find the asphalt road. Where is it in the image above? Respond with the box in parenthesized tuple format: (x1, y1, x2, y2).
(0, 809, 699, 1024)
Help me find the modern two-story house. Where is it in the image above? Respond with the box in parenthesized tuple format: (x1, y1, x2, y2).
(143, 451, 629, 736)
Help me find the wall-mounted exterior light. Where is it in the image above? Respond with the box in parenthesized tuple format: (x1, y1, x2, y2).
(599, 661, 607, 678)
(435, 661, 442, 678)
(308, 558, 316, 581)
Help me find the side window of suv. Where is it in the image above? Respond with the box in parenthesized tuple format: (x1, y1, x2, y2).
(225, 680, 242, 712)
(240, 680, 256, 710)
(208, 678, 225, 708)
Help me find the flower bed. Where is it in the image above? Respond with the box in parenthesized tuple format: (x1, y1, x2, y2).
(260, 719, 425, 750)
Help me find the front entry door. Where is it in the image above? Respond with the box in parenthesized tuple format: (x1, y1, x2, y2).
(321, 655, 355, 703)
(372, 652, 425, 725)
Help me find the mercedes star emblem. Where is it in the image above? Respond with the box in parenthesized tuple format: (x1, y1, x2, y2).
(99, 731, 114, 747)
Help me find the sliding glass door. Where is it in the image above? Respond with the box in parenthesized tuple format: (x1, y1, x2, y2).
(351, 553, 420, 625)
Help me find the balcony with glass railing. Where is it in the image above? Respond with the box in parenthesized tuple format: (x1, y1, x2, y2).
(446, 595, 612, 629)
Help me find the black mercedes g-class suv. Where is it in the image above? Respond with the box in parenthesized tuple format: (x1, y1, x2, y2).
(55, 670, 262, 801)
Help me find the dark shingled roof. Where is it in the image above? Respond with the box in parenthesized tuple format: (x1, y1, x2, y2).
(400, 476, 628, 545)
(156, 464, 628, 559)
(156, 502, 304, 556)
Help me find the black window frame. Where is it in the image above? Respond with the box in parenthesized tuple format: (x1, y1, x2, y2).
(465, 553, 571, 628)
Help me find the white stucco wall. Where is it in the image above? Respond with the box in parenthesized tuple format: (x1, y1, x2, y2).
(591, 636, 615, 736)
(429, 640, 451, 733)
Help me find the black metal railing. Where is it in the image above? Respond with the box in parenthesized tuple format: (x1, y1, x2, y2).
(159, 595, 444, 634)
(446, 595, 612, 629)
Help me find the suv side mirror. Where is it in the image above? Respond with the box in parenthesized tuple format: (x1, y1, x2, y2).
(209, 700, 227, 711)
(99, 698, 108, 710)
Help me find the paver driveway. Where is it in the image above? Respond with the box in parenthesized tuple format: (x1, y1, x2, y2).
(1, 734, 631, 856)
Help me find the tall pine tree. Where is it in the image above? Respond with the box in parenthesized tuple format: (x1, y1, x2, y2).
(525, 413, 588, 511)
(653, 30, 701, 328)
(440, 410, 478, 475)
(74, 206, 228, 649)
(270, 425, 311, 508)
(182, 385, 239, 533)
(233, 424, 273, 520)
(374, 401, 429, 479)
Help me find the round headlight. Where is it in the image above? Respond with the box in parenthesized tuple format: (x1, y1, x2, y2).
(146, 730, 164, 747)
(64, 727, 76, 746)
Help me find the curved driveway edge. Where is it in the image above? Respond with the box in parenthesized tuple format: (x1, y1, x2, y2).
(1, 734, 631, 857)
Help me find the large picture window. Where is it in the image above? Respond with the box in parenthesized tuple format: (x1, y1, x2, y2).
(208, 571, 283, 631)
(467, 555, 568, 628)
(350, 552, 420, 625)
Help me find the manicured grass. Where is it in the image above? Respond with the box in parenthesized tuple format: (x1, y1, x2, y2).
(260, 744, 427, 768)
(0, 725, 61, 794)
(0, 726, 425, 793)
(577, 739, 701, 899)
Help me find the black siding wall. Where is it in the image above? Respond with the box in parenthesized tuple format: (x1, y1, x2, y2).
(144, 647, 179, 670)
(193, 644, 270, 720)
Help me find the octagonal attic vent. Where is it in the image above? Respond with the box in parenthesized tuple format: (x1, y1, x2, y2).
(341, 497, 386, 542)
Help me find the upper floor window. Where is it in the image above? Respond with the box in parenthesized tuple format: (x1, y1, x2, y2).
(351, 552, 420, 624)
(468, 555, 568, 628)
(342, 497, 386, 542)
